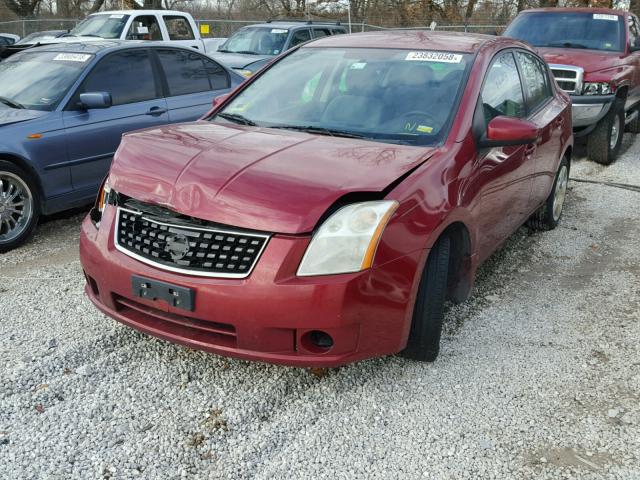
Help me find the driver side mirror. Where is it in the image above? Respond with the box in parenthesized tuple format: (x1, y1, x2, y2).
(79, 92, 112, 110)
(478, 116, 539, 148)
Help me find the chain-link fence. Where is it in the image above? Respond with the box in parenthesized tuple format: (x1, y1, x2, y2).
(0, 19, 79, 37)
(0, 17, 505, 40)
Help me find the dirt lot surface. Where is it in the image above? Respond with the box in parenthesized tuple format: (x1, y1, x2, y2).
(1, 138, 639, 479)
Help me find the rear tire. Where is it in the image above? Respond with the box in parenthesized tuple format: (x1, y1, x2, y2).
(401, 235, 450, 362)
(0, 160, 40, 253)
(587, 99, 624, 165)
(527, 157, 569, 231)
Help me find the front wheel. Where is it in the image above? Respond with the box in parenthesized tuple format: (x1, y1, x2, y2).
(0, 160, 40, 253)
(527, 157, 569, 231)
(587, 99, 624, 165)
(401, 235, 450, 362)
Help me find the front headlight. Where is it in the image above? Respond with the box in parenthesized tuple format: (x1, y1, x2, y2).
(582, 82, 614, 95)
(297, 200, 399, 276)
(97, 177, 111, 215)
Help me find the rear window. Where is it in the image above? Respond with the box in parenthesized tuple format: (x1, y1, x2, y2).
(504, 12, 625, 52)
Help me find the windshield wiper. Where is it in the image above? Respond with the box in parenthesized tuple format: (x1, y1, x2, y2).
(217, 112, 257, 126)
(270, 125, 367, 139)
(234, 50, 260, 55)
(547, 42, 589, 49)
(0, 96, 25, 109)
(217, 49, 232, 53)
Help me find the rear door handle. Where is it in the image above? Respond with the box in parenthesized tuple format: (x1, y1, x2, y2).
(146, 106, 167, 116)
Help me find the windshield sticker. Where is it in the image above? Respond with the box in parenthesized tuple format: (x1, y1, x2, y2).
(416, 125, 434, 133)
(53, 53, 91, 62)
(350, 62, 367, 70)
(593, 13, 618, 21)
(405, 51, 462, 63)
(271, 29, 288, 34)
(109, 14, 125, 18)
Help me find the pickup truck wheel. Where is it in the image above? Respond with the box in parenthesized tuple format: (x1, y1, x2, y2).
(527, 157, 569, 231)
(401, 235, 450, 362)
(0, 160, 40, 253)
(587, 99, 624, 165)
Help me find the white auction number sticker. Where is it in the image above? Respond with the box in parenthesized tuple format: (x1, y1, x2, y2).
(593, 13, 618, 21)
(53, 53, 92, 62)
(405, 51, 463, 63)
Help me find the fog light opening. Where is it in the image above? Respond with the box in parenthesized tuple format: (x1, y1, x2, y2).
(301, 330, 334, 354)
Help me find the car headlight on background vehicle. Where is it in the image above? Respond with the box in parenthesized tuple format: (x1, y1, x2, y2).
(234, 68, 254, 78)
(297, 200, 399, 276)
(582, 82, 614, 95)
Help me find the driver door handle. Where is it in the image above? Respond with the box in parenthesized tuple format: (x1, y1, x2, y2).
(146, 106, 167, 116)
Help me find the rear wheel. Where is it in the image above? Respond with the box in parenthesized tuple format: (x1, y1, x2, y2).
(401, 235, 450, 362)
(527, 157, 569, 231)
(0, 160, 40, 253)
(587, 99, 624, 165)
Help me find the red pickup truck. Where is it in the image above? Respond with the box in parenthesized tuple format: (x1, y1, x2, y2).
(505, 8, 640, 164)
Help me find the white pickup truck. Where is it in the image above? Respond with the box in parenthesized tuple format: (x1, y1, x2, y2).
(61, 10, 225, 52)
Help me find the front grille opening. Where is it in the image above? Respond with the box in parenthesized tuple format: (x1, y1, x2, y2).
(114, 295, 237, 348)
(114, 204, 270, 278)
(551, 69, 576, 80)
(84, 271, 100, 297)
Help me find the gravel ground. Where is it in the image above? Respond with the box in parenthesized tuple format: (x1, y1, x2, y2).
(1, 136, 639, 480)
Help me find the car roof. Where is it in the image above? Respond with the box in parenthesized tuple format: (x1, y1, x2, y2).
(89, 9, 190, 16)
(519, 7, 627, 16)
(244, 21, 345, 30)
(305, 30, 513, 53)
(20, 40, 199, 56)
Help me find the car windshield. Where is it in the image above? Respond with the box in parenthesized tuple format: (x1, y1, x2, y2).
(214, 47, 471, 146)
(69, 14, 129, 39)
(219, 27, 288, 55)
(504, 12, 625, 52)
(0, 51, 91, 111)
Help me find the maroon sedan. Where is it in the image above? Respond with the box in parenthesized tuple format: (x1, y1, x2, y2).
(80, 31, 573, 367)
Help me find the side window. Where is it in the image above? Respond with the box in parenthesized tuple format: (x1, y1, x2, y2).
(481, 52, 526, 122)
(516, 51, 552, 112)
(157, 49, 230, 96)
(630, 16, 640, 49)
(127, 15, 162, 40)
(313, 28, 331, 38)
(80, 50, 158, 106)
(164, 16, 195, 41)
(331, 28, 346, 35)
(289, 29, 311, 47)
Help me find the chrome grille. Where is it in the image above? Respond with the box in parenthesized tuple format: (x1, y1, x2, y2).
(114, 206, 270, 278)
(549, 64, 583, 95)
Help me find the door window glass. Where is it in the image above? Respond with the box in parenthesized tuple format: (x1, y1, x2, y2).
(516, 51, 552, 111)
(289, 29, 311, 47)
(80, 50, 158, 106)
(157, 49, 229, 95)
(127, 15, 162, 40)
(481, 52, 526, 121)
(164, 16, 195, 41)
(313, 28, 331, 38)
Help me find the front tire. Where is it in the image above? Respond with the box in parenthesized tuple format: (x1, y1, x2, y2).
(0, 160, 40, 253)
(401, 235, 450, 362)
(527, 157, 569, 231)
(587, 99, 624, 165)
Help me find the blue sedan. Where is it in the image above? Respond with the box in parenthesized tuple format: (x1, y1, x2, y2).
(0, 41, 243, 252)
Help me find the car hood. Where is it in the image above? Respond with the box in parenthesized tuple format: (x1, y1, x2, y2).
(0, 107, 47, 127)
(537, 47, 624, 74)
(209, 52, 272, 70)
(110, 122, 435, 234)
